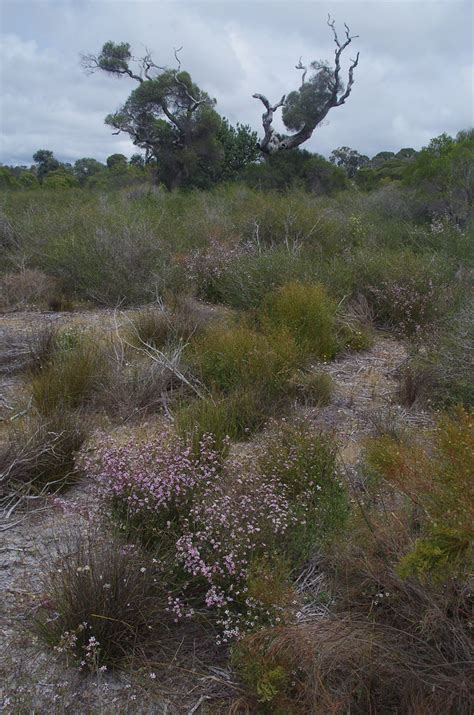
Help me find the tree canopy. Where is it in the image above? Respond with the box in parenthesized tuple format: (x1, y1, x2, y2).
(82, 43, 258, 189)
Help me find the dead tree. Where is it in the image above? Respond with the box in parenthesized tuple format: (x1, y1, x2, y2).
(253, 16, 360, 154)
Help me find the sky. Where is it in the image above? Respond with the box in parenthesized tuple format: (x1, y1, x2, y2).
(0, 0, 473, 167)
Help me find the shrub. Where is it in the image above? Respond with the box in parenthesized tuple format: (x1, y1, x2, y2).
(0, 411, 87, 499)
(127, 307, 171, 349)
(261, 282, 338, 360)
(30, 331, 108, 414)
(288, 370, 333, 407)
(257, 421, 348, 565)
(363, 407, 474, 581)
(84, 428, 222, 549)
(0, 269, 59, 310)
(175, 388, 266, 456)
(232, 607, 473, 715)
(34, 531, 166, 669)
(193, 247, 311, 310)
(398, 298, 474, 408)
(86, 425, 344, 642)
(127, 299, 209, 351)
(349, 249, 459, 336)
(188, 322, 299, 397)
(100, 357, 183, 421)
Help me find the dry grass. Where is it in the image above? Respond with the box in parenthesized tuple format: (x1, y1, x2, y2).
(0, 411, 87, 509)
(34, 528, 168, 669)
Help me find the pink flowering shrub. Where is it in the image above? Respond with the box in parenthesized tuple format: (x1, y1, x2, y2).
(83, 430, 223, 548)
(85, 425, 346, 642)
(175, 469, 297, 642)
(368, 276, 445, 337)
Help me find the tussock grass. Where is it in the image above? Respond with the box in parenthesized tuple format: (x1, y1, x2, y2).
(175, 388, 267, 455)
(0, 411, 87, 502)
(30, 331, 108, 414)
(288, 370, 333, 406)
(34, 530, 166, 669)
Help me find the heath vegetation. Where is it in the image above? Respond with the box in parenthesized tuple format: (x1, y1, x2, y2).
(1, 124, 472, 713)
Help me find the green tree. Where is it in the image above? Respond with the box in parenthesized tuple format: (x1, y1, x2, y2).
(253, 17, 360, 155)
(243, 149, 347, 194)
(129, 153, 145, 168)
(32, 149, 61, 182)
(329, 146, 369, 178)
(82, 43, 224, 189)
(74, 157, 105, 184)
(106, 153, 128, 172)
(404, 130, 474, 224)
(214, 119, 259, 181)
(42, 170, 79, 189)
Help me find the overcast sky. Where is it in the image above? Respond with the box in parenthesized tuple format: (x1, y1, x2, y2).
(0, 0, 472, 167)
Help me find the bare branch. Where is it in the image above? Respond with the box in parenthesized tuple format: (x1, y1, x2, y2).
(252, 93, 286, 153)
(336, 52, 360, 106)
(252, 17, 360, 154)
(295, 57, 308, 88)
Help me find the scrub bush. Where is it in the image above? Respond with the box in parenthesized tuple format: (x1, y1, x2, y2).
(261, 282, 338, 360)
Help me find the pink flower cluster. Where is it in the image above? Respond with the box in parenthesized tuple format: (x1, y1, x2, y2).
(370, 276, 441, 336)
(85, 431, 302, 641)
(175, 470, 296, 640)
(83, 431, 221, 524)
(183, 237, 250, 286)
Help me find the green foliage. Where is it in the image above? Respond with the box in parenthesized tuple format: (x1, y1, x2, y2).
(198, 248, 311, 310)
(338, 248, 459, 336)
(282, 61, 335, 133)
(106, 153, 128, 171)
(33, 149, 61, 182)
(31, 331, 107, 414)
(261, 282, 338, 360)
(73, 157, 105, 185)
(95, 42, 224, 190)
(244, 149, 347, 194)
(231, 631, 295, 714)
(215, 118, 260, 181)
(42, 170, 79, 189)
(176, 388, 266, 456)
(0, 166, 21, 190)
(398, 527, 472, 582)
(258, 421, 348, 564)
(330, 146, 369, 178)
(188, 321, 299, 396)
(288, 369, 333, 406)
(364, 407, 474, 582)
(404, 129, 474, 224)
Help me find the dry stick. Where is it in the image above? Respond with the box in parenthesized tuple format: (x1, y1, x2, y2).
(336, 447, 376, 536)
(113, 308, 209, 401)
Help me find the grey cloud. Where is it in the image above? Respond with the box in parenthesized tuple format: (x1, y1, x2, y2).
(0, 0, 472, 167)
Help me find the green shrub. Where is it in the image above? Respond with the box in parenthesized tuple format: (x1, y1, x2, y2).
(398, 298, 474, 408)
(175, 388, 268, 455)
(127, 299, 209, 350)
(349, 249, 459, 336)
(188, 322, 299, 397)
(364, 407, 474, 581)
(258, 421, 348, 566)
(198, 248, 311, 310)
(288, 369, 333, 406)
(261, 282, 338, 360)
(31, 332, 107, 414)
